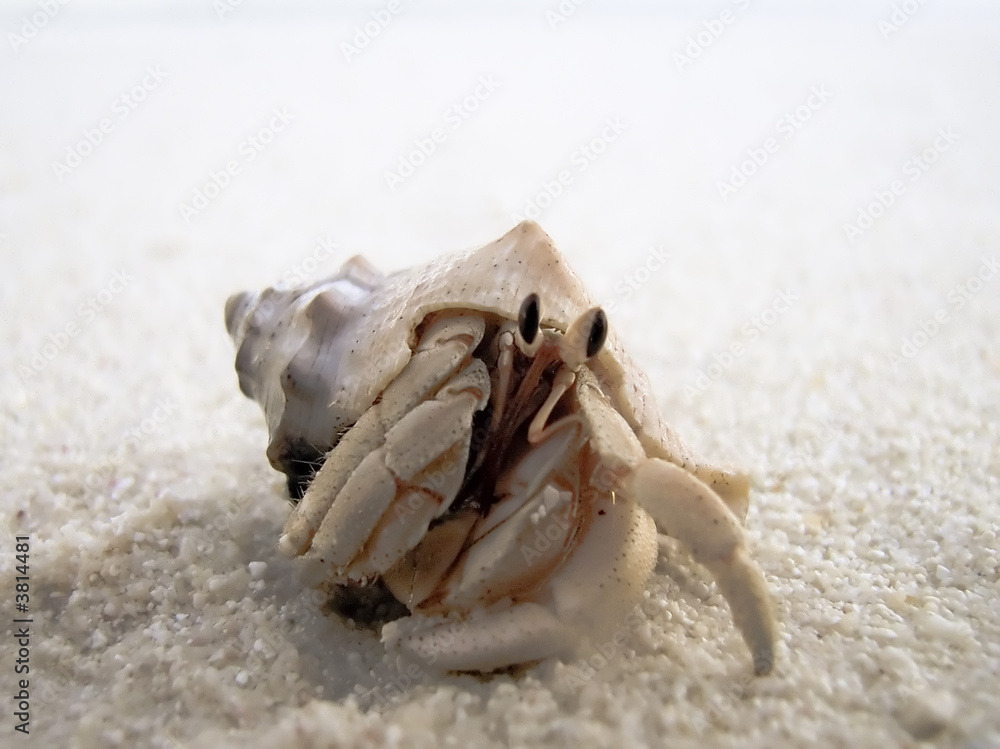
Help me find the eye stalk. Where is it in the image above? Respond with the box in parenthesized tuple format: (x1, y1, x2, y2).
(515, 292, 544, 356)
(518, 293, 540, 344)
(560, 306, 608, 371)
(586, 308, 607, 359)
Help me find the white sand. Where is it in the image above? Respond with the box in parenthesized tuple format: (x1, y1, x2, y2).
(2, 2, 999, 747)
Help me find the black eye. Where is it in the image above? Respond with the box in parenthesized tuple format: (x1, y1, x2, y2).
(518, 293, 540, 345)
(585, 308, 607, 359)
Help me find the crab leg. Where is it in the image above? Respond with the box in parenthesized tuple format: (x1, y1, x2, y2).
(523, 304, 607, 445)
(383, 488, 657, 672)
(383, 602, 576, 673)
(341, 361, 490, 579)
(279, 313, 485, 558)
(492, 328, 515, 428)
(574, 367, 776, 674)
(623, 458, 776, 675)
(526, 367, 578, 445)
(388, 415, 584, 613)
(304, 358, 489, 576)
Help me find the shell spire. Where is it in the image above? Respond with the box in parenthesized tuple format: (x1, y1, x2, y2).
(224, 255, 385, 496)
(225, 221, 732, 507)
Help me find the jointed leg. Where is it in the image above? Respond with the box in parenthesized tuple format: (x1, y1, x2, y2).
(624, 458, 776, 674)
(279, 313, 486, 558)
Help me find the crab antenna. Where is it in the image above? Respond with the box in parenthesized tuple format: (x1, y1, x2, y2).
(525, 306, 608, 444)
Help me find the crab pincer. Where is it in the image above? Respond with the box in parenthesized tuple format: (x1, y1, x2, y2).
(225, 221, 777, 674)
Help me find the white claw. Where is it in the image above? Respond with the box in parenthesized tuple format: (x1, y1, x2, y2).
(228, 222, 776, 675)
(624, 457, 776, 674)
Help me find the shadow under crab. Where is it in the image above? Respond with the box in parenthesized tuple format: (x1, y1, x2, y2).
(225, 220, 776, 675)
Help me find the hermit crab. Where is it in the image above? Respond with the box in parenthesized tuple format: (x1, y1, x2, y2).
(224, 221, 776, 675)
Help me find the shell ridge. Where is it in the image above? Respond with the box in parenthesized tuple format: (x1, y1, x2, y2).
(228, 220, 698, 482)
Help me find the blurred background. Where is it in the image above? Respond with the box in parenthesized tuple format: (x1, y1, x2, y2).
(3, 0, 998, 336)
(2, 2, 999, 746)
(4, 0, 999, 455)
(4, 0, 998, 401)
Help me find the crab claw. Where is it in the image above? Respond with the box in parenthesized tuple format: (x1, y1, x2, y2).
(624, 458, 776, 674)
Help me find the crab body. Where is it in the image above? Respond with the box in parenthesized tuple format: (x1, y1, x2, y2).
(225, 221, 776, 674)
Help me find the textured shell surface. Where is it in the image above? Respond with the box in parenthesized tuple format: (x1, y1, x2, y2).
(226, 221, 697, 488)
(224, 220, 774, 674)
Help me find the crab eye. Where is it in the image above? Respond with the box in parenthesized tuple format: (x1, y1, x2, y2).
(586, 308, 607, 359)
(515, 293, 544, 357)
(518, 293, 541, 345)
(560, 306, 608, 370)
